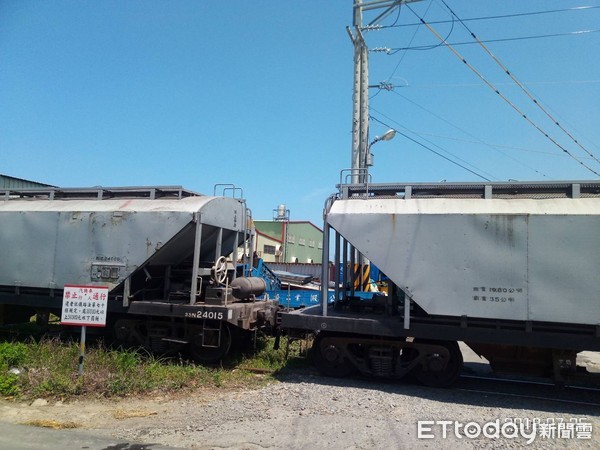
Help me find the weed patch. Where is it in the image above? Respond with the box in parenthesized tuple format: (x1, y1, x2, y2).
(22, 419, 80, 429)
(0, 335, 308, 400)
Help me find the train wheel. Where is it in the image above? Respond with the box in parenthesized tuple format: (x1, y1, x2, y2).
(190, 322, 232, 364)
(312, 333, 357, 377)
(412, 340, 462, 388)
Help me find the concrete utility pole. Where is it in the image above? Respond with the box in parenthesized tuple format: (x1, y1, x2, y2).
(349, 0, 422, 184)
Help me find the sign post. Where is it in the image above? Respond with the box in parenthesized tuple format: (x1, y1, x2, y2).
(79, 326, 86, 376)
(60, 285, 108, 376)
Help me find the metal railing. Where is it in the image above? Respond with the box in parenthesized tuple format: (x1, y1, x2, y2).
(1, 186, 199, 201)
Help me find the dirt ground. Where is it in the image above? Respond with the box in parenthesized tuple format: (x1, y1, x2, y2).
(0, 345, 598, 449)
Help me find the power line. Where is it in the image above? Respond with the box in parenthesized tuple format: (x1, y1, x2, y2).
(405, 3, 600, 178)
(388, 1, 403, 27)
(384, 29, 600, 51)
(530, 93, 600, 155)
(370, 115, 492, 181)
(383, 0, 435, 91)
(383, 91, 549, 178)
(399, 79, 600, 155)
(364, 5, 600, 30)
(394, 130, 593, 159)
(437, 0, 600, 168)
(371, 109, 498, 180)
(389, 80, 600, 88)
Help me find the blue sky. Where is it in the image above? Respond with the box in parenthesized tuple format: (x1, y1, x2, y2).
(1, 1, 599, 226)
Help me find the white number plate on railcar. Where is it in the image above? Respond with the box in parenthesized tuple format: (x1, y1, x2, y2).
(184, 308, 232, 320)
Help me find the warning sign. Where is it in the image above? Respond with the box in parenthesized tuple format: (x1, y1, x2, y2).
(61, 285, 108, 327)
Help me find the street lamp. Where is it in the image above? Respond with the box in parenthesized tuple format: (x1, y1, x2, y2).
(373, 129, 397, 144)
(364, 129, 396, 178)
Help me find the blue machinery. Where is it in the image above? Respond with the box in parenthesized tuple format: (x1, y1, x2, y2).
(241, 258, 378, 309)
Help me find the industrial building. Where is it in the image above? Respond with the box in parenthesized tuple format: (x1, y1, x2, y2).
(254, 206, 323, 264)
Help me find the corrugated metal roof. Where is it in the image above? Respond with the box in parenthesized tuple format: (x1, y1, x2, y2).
(0, 174, 54, 189)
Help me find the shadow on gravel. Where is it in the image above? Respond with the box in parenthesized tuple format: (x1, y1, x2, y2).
(272, 363, 600, 418)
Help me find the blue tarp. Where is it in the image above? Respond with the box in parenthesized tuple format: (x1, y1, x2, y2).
(259, 289, 379, 309)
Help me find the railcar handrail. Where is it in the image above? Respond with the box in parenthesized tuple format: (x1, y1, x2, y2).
(338, 168, 372, 197)
(335, 180, 600, 200)
(1, 185, 200, 201)
(213, 183, 244, 199)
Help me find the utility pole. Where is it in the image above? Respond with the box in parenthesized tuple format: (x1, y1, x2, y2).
(349, 0, 422, 184)
(348, 1, 422, 293)
(349, 0, 369, 184)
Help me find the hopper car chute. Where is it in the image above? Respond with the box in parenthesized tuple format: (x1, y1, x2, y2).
(0, 186, 278, 362)
(281, 180, 600, 386)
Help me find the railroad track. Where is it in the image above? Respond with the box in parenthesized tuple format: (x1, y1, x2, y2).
(456, 374, 600, 408)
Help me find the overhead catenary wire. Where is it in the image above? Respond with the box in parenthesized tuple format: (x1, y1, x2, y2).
(370, 115, 492, 181)
(438, 0, 600, 167)
(368, 3, 574, 178)
(404, 3, 600, 178)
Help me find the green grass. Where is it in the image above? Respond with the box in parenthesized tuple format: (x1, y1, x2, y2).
(234, 335, 311, 372)
(0, 335, 310, 400)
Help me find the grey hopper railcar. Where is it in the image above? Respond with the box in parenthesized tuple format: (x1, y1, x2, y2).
(0, 186, 278, 362)
(282, 180, 600, 386)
